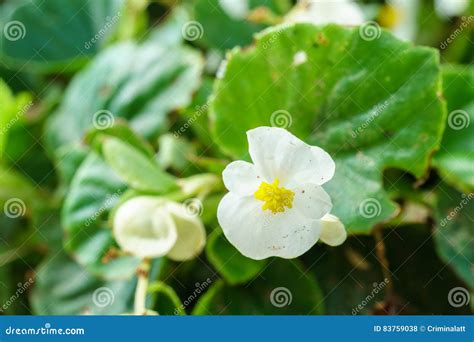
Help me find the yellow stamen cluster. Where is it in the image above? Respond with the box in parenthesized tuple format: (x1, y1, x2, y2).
(378, 4, 400, 29)
(254, 179, 295, 214)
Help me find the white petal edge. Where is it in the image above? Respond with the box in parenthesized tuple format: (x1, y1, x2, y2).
(165, 202, 206, 261)
(319, 213, 347, 247)
(113, 197, 177, 258)
(291, 183, 332, 220)
(222, 160, 262, 196)
(246, 126, 335, 188)
(217, 192, 321, 260)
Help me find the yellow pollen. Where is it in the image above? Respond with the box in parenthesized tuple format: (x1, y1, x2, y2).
(378, 4, 400, 29)
(254, 178, 295, 214)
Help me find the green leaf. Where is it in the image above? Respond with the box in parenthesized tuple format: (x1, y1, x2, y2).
(433, 64, 474, 193)
(433, 183, 474, 288)
(193, 259, 324, 314)
(210, 24, 445, 233)
(0, 79, 31, 158)
(206, 228, 266, 285)
(62, 152, 140, 279)
(45, 41, 203, 156)
(149, 281, 185, 315)
(102, 137, 177, 193)
(0, 0, 124, 73)
(86, 120, 155, 158)
(30, 250, 136, 315)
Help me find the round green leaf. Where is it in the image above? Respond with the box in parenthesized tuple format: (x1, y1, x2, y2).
(433, 65, 474, 193)
(0, 0, 124, 72)
(210, 24, 445, 233)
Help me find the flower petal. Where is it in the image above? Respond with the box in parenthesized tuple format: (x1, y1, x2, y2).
(217, 192, 321, 260)
(164, 202, 206, 261)
(222, 160, 261, 196)
(292, 183, 332, 220)
(319, 213, 347, 247)
(247, 126, 335, 187)
(113, 197, 177, 258)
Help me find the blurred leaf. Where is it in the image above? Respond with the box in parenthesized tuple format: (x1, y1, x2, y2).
(30, 250, 136, 315)
(210, 24, 445, 233)
(206, 227, 266, 285)
(102, 137, 177, 193)
(149, 281, 185, 315)
(0, 0, 124, 73)
(0, 79, 31, 158)
(193, 259, 324, 314)
(433, 64, 474, 193)
(45, 41, 203, 156)
(156, 134, 196, 174)
(86, 120, 155, 158)
(191, 0, 290, 50)
(433, 183, 474, 288)
(62, 152, 140, 279)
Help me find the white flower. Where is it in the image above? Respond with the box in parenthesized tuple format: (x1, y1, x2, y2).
(435, 0, 468, 18)
(217, 127, 347, 260)
(379, 0, 419, 41)
(113, 196, 206, 261)
(285, 0, 364, 26)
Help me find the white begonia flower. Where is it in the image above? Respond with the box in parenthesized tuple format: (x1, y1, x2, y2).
(435, 0, 468, 18)
(285, 0, 364, 26)
(217, 127, 347, 260)
(379, 0, 419, 41)
(114, 196, 206, 261)
(218, 0, 249, 20)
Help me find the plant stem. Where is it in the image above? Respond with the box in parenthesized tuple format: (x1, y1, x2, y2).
(373, 226, 394, 296)
(134, 258, 151, 315)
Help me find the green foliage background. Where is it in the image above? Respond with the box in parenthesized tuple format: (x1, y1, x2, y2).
(0, 0, 472, 315)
